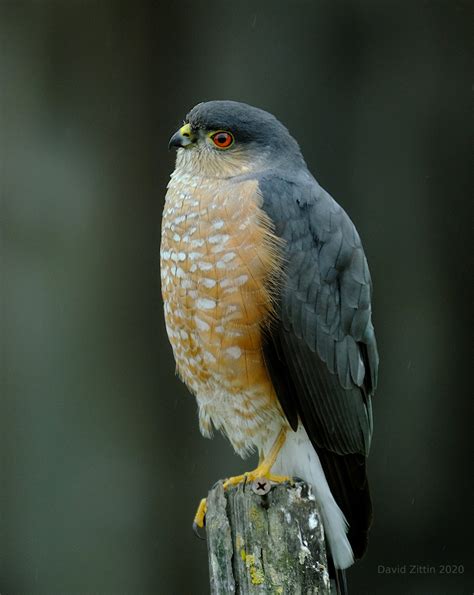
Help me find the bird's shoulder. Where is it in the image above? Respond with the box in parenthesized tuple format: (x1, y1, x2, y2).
(255, 168, 360, 252)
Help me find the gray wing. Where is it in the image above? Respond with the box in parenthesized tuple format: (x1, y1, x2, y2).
(258, 170, 379, 558)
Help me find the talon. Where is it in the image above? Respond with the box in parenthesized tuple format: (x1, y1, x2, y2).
(193, 520, 206, 540)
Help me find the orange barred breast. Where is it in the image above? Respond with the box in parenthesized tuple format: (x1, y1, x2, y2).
(160, 172, 287, 455)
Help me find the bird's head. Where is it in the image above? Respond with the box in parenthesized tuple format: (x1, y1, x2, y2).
(168, 100, 305, 178)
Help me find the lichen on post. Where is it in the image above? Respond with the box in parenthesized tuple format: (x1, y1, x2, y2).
(205, 480, 331, 594)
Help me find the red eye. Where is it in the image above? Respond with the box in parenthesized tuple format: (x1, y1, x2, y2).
(211, 131, 234, 149)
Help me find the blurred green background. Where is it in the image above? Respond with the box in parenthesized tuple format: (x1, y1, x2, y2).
(1, 1, 472, 594)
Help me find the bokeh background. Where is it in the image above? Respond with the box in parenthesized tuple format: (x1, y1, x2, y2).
(1, 2, 472, 594)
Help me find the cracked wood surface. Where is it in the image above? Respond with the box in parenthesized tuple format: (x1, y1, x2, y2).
(205, 480, 331, 594)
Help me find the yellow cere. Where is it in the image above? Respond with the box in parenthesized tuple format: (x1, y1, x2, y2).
(179, 123, 192, 136)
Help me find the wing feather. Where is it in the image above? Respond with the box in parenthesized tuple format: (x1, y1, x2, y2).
(258, 171, 379, 558)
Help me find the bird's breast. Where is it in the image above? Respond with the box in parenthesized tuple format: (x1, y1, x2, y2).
(160, 170, 285, 453)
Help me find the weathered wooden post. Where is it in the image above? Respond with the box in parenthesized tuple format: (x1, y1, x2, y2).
(205, 480, 331, 594)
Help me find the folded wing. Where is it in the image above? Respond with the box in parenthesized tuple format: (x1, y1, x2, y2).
(259, 172, 379, 558)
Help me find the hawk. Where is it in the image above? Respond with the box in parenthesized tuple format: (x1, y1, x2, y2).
(161, 101, 378, 579)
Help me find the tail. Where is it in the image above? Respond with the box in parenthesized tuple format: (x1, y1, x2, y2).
(271, 425, 355, 570)
(335, 568, 349, 595)
(317, 448, 372, 560)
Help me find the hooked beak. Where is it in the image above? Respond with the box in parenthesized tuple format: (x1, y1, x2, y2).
(168, 123, 196, 150)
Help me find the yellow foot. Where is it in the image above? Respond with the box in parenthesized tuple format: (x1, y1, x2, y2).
(223, 427, 291, 489)
(192, 471, 292, 537)
(222, 469, 292, 489)
(192, 428, 291, 536)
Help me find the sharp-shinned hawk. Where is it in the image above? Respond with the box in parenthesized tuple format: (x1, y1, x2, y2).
(161, 100, 378, 577)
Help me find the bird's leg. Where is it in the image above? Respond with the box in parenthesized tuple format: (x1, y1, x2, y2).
(193, 428, 292, 532)
(222, 427, 291, 488)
